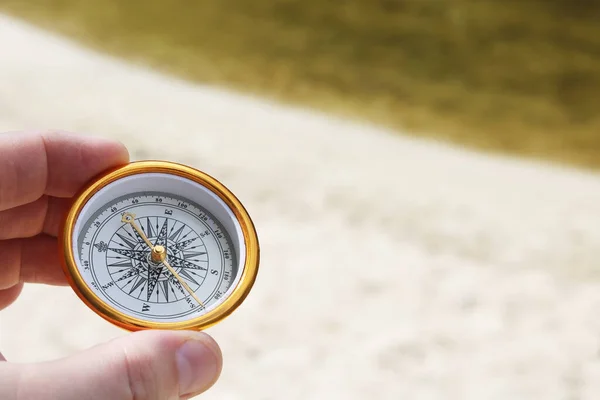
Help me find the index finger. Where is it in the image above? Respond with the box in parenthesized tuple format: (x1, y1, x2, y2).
(0, 131, 130, 211)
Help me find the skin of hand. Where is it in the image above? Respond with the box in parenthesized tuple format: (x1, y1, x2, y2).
(0, 131, 222, 400)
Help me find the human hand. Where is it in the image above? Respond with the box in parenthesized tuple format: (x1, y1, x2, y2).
(0, 131, 222, 399)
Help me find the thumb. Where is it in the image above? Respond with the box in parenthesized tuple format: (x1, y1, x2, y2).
(0, 330, 222, 400)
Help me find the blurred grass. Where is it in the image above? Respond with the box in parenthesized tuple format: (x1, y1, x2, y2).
(2, 0, 600, 169)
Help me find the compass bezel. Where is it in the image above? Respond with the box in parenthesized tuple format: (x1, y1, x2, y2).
(59, 160, 260, 331)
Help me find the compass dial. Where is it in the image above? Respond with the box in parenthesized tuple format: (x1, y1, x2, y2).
(61, 162, 259, 331)
(78, 193, 235, 322)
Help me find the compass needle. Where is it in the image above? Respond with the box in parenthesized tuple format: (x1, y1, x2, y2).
(60, 160, 259, 331)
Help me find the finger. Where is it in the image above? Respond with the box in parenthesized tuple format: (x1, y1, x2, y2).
(0, 235, 66, 289)
(43, 196, 72, 237)
(1, 330, 223, 400)
(0, 283, 23, 311)
(0, 130, 129, 211)
(0, 196, 71, 239)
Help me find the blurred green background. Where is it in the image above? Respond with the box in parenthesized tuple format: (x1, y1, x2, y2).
(2, 0, 599, 169)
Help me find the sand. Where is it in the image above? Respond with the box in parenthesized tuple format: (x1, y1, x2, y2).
(1, 14, 600, 400)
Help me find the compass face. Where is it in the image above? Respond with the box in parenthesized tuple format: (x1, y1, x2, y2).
(65, 167, 256, 328)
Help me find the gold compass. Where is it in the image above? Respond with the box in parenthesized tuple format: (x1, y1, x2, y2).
(58, 160, 259, 331)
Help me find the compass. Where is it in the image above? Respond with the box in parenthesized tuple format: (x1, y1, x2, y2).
(58, 160, 259, 331)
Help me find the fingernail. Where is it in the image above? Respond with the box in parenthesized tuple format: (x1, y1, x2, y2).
(176, 333, 222, 396)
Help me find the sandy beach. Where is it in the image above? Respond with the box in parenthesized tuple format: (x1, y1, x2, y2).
(2, 14, 600, 399)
